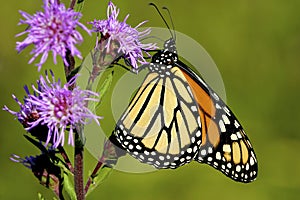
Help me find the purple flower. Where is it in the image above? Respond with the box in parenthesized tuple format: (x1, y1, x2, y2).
(89, 1, 156, 69)
(3, 86, 39, 128)
(4, 71, 101, 147)
(16, 0, 91, 71)
(10, 154, 39, 170)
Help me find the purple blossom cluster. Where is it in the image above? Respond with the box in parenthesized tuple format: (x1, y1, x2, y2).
(16, 0, 90, 70)
(17, 0, 155, 71)
(89, 1, 156, 69)
(7, 0, 156, 149)
(5, 1, 157, 196)
(4, 71, 101, 147)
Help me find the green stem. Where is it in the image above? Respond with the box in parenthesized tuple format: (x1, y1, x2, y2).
(87, 36, 120, 90)
(84, 139, 122, 194)
(84, 160, 103, 194)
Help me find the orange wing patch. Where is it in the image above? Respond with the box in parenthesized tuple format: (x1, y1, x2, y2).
(181, 70, 216, 117)
(182, 70, 220, 149)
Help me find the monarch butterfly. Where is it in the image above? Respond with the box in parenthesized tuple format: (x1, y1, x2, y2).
(109, 6, 258, 183)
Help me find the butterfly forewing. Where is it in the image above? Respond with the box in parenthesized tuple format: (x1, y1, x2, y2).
(111, 65, 202, 169)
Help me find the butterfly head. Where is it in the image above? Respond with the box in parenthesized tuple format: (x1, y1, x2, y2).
(164, 38, 177, 54)
(149, 38, 178, 75)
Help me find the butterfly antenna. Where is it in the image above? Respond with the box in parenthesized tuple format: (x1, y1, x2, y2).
(149, 3, 174, 39)
(162, 6, 176, 41)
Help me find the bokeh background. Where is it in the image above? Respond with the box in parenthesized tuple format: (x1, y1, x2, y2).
(1, 0, 300, 199)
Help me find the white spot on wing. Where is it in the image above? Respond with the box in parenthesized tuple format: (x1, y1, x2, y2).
(193, 146, 198, 153)
(234, 120, 240, 128)
(230, 134, 238, 141)
(219, 120, 226, 132)
(236, 165, 241, 172)
(213, 93, 220, 101)
(237, 131, 242, 139)
(191, 137, 195, 143)
(216, 152, 221, 160)
(222, 114, 230, 124)
(187, 86, 193, 96)
(126, 135, 132, 140)
(227, 163, 232, 168)
(250, 157, 255, 166)
(246, 163, 249, 170)
(136, 145, 142, 150)
(223, 107, 231, 116)
(191, 106, 197, 112)
(201, 149, 207, 156)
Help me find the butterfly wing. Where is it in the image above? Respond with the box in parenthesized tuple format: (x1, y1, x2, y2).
(110, 66, 202, 169)
(176, 60, 258, 183)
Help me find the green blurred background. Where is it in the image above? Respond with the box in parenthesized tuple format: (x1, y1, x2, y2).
(1, 0, 300, 199)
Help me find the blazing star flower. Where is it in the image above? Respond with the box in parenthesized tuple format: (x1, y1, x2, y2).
(89, 1, 156, 69)
(4, 71, 101, 147)
(3, 86, 38, 128)
(3, 86, 52, 141)
(16, 0, 91, 71)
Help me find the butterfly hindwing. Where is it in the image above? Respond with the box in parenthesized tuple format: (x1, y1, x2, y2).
(177, 61, 258, 182)
(198, 99, 258, 183)
(111, 64, 202, 169)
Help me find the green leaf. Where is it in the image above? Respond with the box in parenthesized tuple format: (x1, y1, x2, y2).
(96, 68, 114, 105)
(38, 193, 45, 200)
(86, 166, 113, 196)
(60, 163, 77, 200)
(67, 65, 82, 82)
